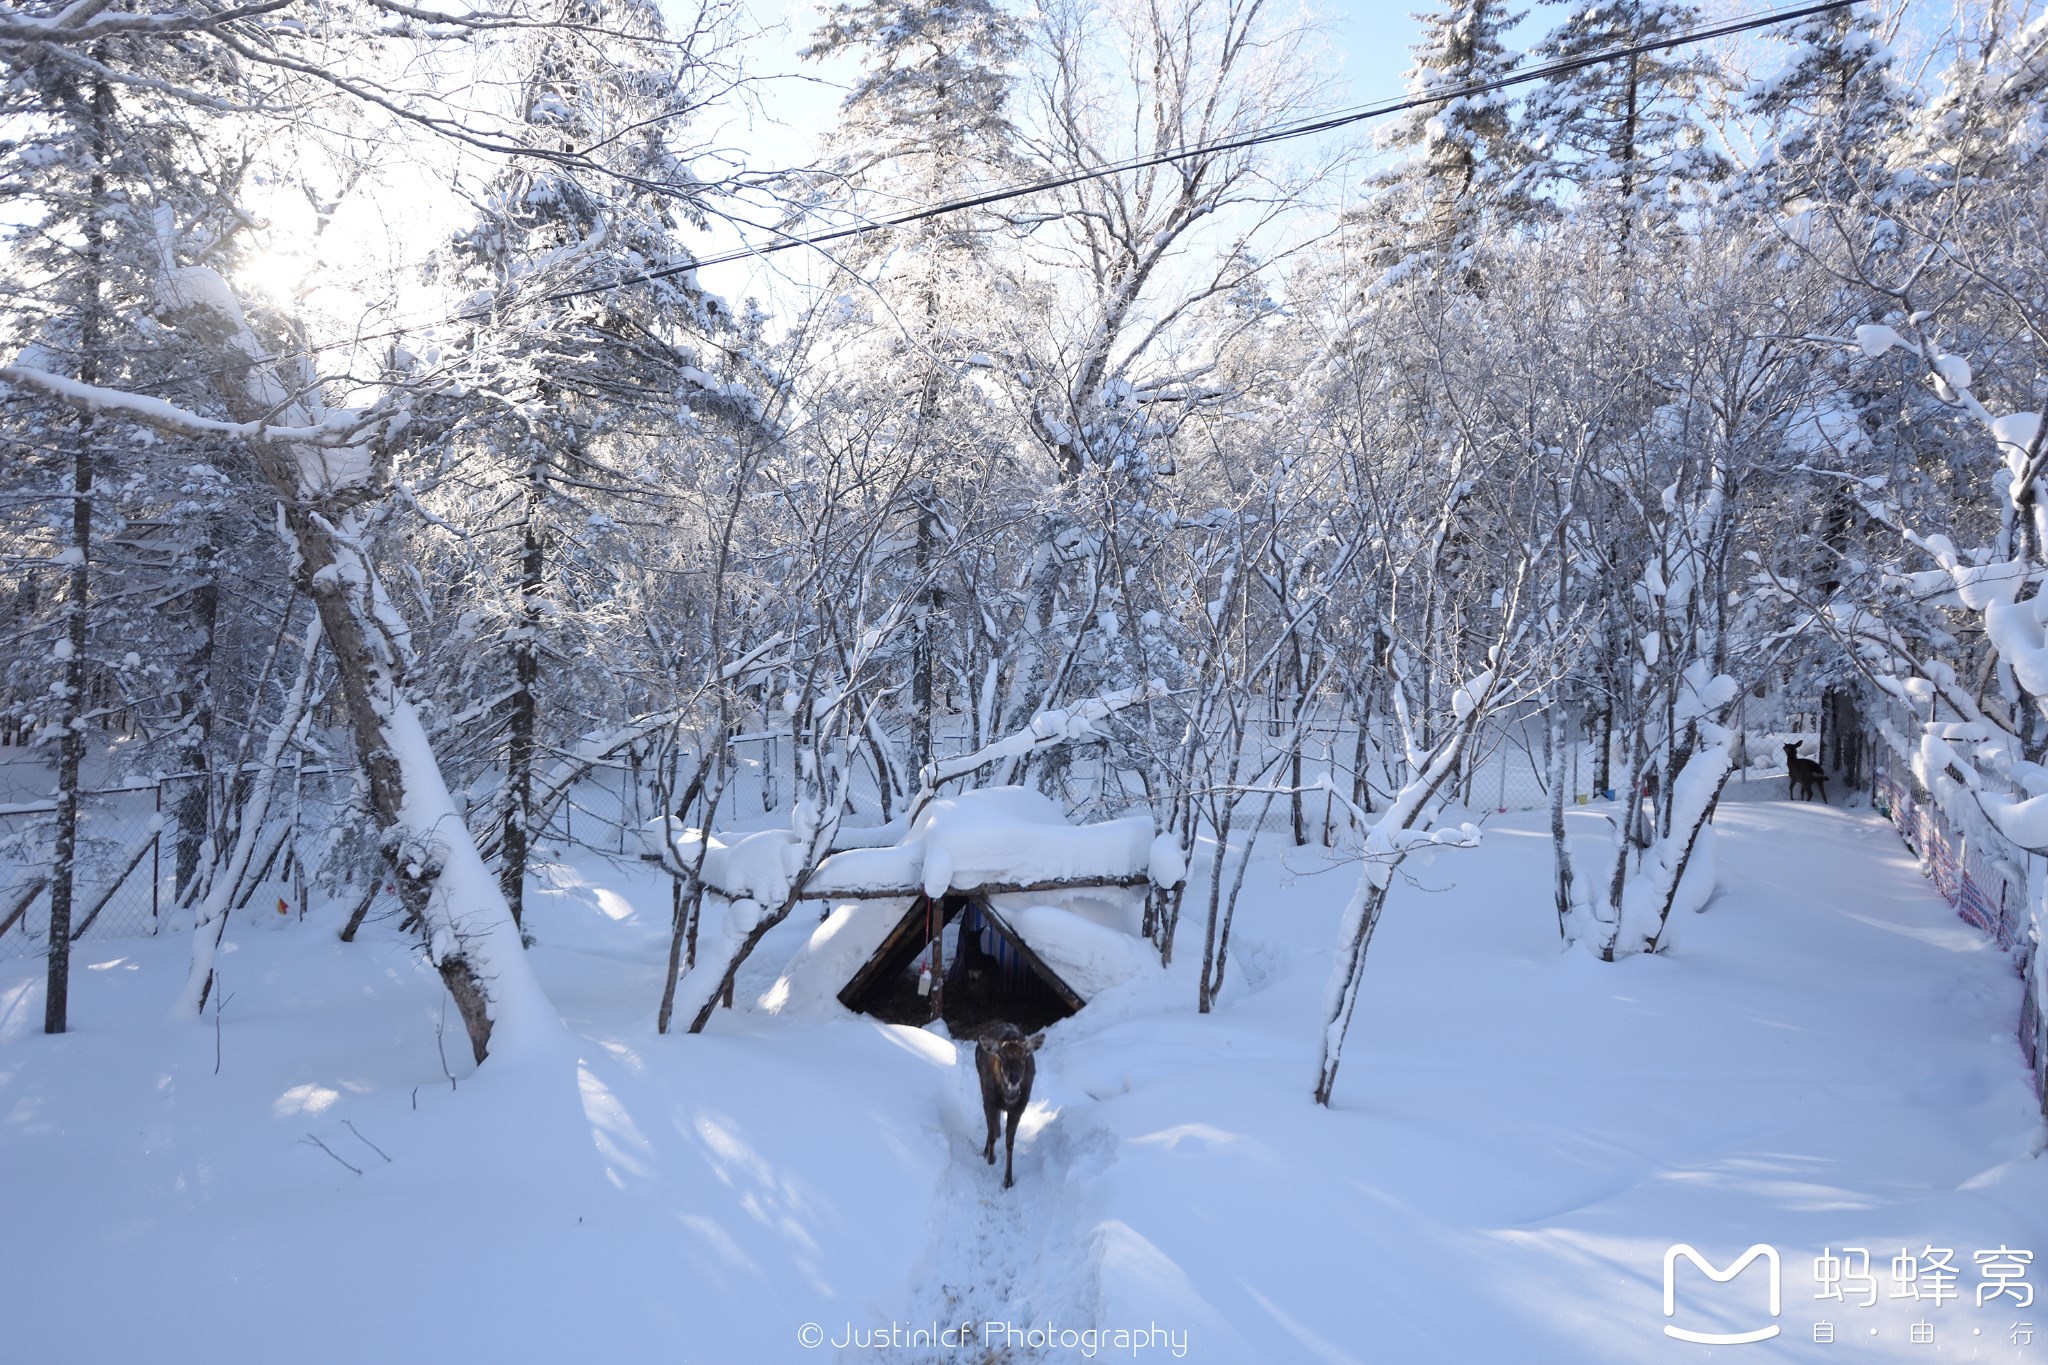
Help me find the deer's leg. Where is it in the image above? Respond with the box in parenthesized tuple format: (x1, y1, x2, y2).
(982, 1087, 999, 1165)
(1003, 1105, 1020, 1189)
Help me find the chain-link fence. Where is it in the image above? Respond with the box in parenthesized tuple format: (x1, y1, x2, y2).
(1, 783, 166, 960)
(0, 761, 356, 961)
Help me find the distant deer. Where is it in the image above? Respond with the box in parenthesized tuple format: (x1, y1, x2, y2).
(958, 915, 996, 1002)
(975, 1023, 1044, 1190)
(1784, 743, 1828, 803)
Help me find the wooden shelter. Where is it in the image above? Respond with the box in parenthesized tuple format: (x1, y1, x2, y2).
(748, 787, 1162, 1031)
(837, 891, 1094, 1033)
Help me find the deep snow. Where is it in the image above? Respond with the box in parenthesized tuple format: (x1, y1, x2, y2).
(2, 790, 2043, 1363)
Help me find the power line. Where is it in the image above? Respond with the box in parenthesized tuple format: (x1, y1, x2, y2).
(41, 0, 1861, 381)
(544, 0, 1857, 296)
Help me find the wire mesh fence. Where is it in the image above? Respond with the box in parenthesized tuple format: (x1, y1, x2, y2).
(707, 702, 1828, 844)
(0, 694, 1837, 963)
(1865, 696, 2043, 1097)
(0, 762, 359, 961)
(0, 784, 166, 960)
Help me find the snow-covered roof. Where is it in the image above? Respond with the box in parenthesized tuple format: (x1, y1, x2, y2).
(747, 788, 1166, 1016)
(691, 786, 1164, 905)
(811, 786, 1156, 899)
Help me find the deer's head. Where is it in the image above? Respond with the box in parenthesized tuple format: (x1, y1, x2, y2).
(978, 1026, 1044, 1106)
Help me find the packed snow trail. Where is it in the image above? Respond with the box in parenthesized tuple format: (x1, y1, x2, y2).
(842, 1036, 1112, 1365)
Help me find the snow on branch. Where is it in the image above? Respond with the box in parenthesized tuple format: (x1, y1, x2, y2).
(910, 678, 1169, 806)
(0, 365, 371, 448)
(0, 0, 294, 44)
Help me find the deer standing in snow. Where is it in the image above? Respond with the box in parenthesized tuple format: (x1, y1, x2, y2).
(975, 1024, 1043, 1189)
(1784, 743, 1828, 803)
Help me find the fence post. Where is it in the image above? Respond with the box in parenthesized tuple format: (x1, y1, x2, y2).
(151, 784, 161, 932)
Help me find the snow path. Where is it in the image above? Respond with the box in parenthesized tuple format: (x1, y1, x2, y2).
(842, 1040, 1114, 1365)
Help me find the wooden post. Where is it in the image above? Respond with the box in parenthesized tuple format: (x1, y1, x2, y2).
(927, 894, 945, 1023)
(151, 784, 161, 930)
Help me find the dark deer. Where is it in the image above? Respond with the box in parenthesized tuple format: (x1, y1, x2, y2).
(1784, 743, 1828, 803)
(958, 915, 996, 1003)
(975, 1023, 1043, 1189)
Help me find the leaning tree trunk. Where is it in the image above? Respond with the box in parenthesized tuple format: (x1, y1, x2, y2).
(1314, 876, 1392, 1107)
(150, 265, 557, 1065)
(1313, 701, 1486, 1108)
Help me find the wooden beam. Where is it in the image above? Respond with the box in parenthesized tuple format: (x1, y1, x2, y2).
(836, 895, 938, 1010)
(801, 873, 1149, 903)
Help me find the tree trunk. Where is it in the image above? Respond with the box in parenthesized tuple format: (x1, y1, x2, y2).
(45, 78, 114, 1036)
(1196, 801, 1234, 1013)
(44, 413, 90, 1036)
(501, 454, 547, 931)
(911, 485, 936, 786)
(151, 264, 555, 1065)
(170, 530, 219, 898)
(1548, 693, 1575, 941)
(1314, 878, 1389, 1106)
(1289, 634, 1308, 846)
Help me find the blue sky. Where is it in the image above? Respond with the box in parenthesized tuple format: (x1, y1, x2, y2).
(693, 0, 1437, 294)
(712, 0, 1436, 175)
(686, 0, 1910, 301)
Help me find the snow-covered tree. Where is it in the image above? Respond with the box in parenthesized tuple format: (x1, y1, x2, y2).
(425, 0, 745, 931)
(796, 0, 1025, 792)
(1519, 0, 1731, 249)
(1356, 0, 1527, 287)
(1742, 1, 1906, 212)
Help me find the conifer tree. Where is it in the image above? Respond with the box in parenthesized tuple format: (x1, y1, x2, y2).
(1363, 0, 1527, 286)
(435, 0, 744, 928)
(1743, 3, 1905, 211)
(798, 0, 1024, 789)
(1519, 0, 1730, 249)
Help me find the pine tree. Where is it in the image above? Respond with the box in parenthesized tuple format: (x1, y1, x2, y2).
(1743, 3, 1905, 211)
(1362, 0, 1527, 286)
(435, 0, 744, 929)
(1519, 0, 1730, 249)
(799, 0, 1024, 790)
(0, 29, 260, 1029)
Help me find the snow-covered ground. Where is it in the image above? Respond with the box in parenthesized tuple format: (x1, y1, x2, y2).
(2, 791, 2043, 1363)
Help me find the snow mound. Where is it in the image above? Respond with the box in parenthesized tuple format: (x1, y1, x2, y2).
(988, 884, 1146, 937)
(697, 827, 804, 905)
(758, 898, 915, 1017)
(1002, 904, 1155, 999)
(687, 787, 1156, 904)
